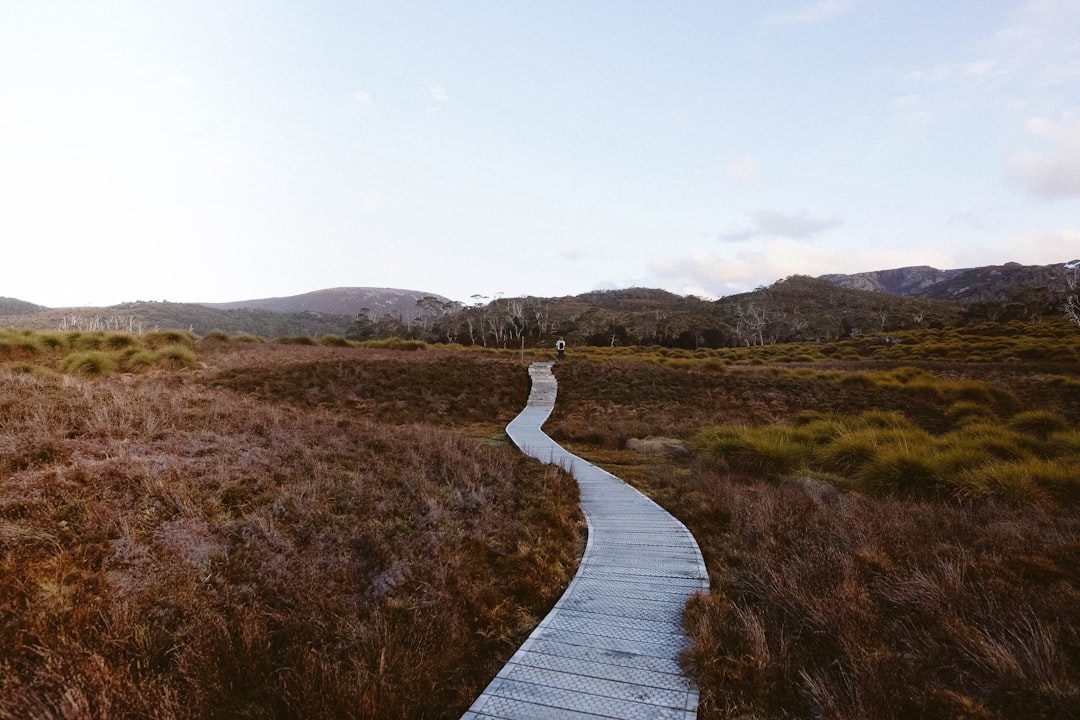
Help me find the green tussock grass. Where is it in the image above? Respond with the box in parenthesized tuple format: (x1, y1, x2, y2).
(274, 335, 318, 345)
(360, 338, 429, 351)
(0, 329, 51, 357)
(1007, 409, 1070, 439)
(320, 334, 353, 347)
(153, 344, 198, 368)
(695, 408, 1078, 504)
(144, 329, 197, 348)
(0, 328, 207, 378)
(59, 350, 120, 376)
(945, 400, 998, 427)
(694, 426, 809, 475)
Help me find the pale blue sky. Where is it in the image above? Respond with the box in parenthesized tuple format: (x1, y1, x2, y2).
(2, 1, 1078, 307)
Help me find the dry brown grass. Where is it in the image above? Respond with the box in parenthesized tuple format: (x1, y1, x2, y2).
(0, 339, 582, 719)
(548, 356, 1079, 447)
(672, 469, 1080, 719)
(201, 342, 531, 427)
(554, 351, 1080, 719)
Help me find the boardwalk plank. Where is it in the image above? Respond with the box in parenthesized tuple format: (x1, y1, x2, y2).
(462, 362, 707, 719)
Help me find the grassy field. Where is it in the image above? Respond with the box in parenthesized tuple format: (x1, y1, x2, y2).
(0, 332, 583, 719)
(2, 323, 1078, 719)
(550, 322, 1080, 719)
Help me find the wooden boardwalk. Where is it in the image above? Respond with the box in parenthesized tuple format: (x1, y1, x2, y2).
(462, 362, 708, 720)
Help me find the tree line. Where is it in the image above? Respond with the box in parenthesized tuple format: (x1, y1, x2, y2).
(346, 275, 1080, 349)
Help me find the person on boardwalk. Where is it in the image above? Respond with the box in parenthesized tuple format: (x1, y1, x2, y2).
(555, 337, 566, 362)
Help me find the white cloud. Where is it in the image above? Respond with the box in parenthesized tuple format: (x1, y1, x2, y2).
(650, 238, 841, 295)
(429, 84, 449, 102)
(891, 94, 919, 109)
(904, 58, 998, 85)
(890, 94, 929, 129)
(1010, 114, 1080, 198)
(988, 2, 1080, 87)
(353, 90, 371, 104)
(718, 209, 840, 242)
(754, 210, 839, 237)
(650, 239, 960, 297)
(962, 58, 997, 77)
(1006, 226, 1080, 262)
(725, 155, 757, 181)
(0, 104, 39, 141)
(765, 0, 845, 26)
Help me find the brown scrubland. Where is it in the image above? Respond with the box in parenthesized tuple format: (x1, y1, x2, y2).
(2, 321, 1078, 719)
(0, 333, 582, 719)
(550, 320, 1079, 720)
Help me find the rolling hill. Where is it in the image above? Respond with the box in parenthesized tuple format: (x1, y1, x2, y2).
(0, 287, 455, 338)
(2, 261, 1076, 343)
(199, 287, 456, 320)
(0, 297, 45, 315)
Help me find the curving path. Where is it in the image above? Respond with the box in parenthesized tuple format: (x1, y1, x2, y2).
(462, 362, 709, 720)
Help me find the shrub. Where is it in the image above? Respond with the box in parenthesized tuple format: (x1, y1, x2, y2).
(798, 416, 851, 444)
(858, 410, 917, 430)
(943, 423, 1035, 462)
(856, 446, 944, 497)
(941, 380, 996, 405)
(275, 335, 317, 346)
(320, 334, 352, 347)
(1046, 375, 1080, 392)
(124, 350, 156, 369)
(958, 459, 1057, 504)
(36, 332, 68, 350)
(361, 338, 428, 351)
(815, 431, 882, 476)
(695, 426, 810, 475)
(0, 332, 41, 358)
(1007, 410, 1069, 440)
(933, 445, 994, 476)
(153, 345, 198, 369)
(946, 401, 998, 428)
(104, 333, 137, 350)
(1045, 430, 1080, 461)
(144, 329, 198, 348)
(880, 366, 934, 385)
(66, 331, 105, 350)
(60, 351, 119, 376)
(2, 363, 59, 380)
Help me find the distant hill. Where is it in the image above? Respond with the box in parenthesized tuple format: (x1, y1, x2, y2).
(3, 263, 1076, 345)
(821, 260, 1079, 303)
(0, 297, 45, 315)
(819, 266, 968, 295)
(200, 287, 456, 321)
(0, 287, 458, 339)
(0, 302, 358, 338)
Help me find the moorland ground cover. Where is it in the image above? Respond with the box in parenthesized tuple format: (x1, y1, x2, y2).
(549, 320, 1080, 719)
(2, 322, 1078, 719)
(0, 332, 583, 719)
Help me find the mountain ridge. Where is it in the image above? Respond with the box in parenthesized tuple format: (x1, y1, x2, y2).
(2, 261, 1077, 342)
(198, 286, 455, 320)
(820, 260, 1079, 302)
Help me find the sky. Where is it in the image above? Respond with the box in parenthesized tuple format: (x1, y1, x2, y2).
(2, 1, 1079, 308)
